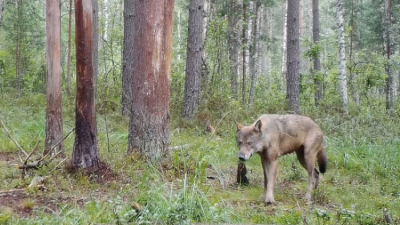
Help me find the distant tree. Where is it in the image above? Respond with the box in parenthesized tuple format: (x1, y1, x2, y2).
(227, 0, 241, 100)
(248, 0, 262, 108)
(182, 0, 205, 120)
(281, 1, 287, 93)
(72, 0, 100, 171)
(66, 0, 73, 96)
(241, 0, 248, 104)
(128, 0, 174, 162)
(312, 0, 322, 106)
(44, 0, 63, 156)
(286, 0, 300, 113)
(121, 0, 134, 116)
(383, 0, 394, 111)
(336, 0, 348, 112)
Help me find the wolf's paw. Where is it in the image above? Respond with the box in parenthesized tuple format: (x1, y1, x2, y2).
(264, 196, 275, 205)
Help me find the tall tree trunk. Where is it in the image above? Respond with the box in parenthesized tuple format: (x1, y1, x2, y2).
(242, 0, 248, 104)
(348, 0, 359, 105)
(182, 0, 205, 120)
(73, 0, 100, 171)
(312, 0, 322, 106)
(128, 0, 174, 162)
(286, 0, 301, 113)
(281, 1, 287, 93)
(384, 0, 394, 110)
(121, 0, 134, 116)
(66, 0, 73, 97)
(44, 0, 63, 156)
(336, 0, 348, 112)
(248, 0, 261, 108)
(228, 0, 240, 99)
(92, 0, 98, 98)
(15, 0, 22, 96)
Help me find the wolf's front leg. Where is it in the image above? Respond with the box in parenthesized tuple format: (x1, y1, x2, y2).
(263, 159, 278, 205)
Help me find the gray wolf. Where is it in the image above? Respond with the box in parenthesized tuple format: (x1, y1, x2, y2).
(235, 114, 327, 204)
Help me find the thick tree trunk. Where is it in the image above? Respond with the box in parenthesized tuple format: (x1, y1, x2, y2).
(73, 0, 100, 171)
(121, 0, 134, 116)
(312, 0, 322, 106)
(128, 0, 174, 162)
(182, 0, 205, 120)
(44, 0, 63, 156)
(286, 0, 301, 113)
(228, 0, 240, 100)
(336, 0, 348, 112)
(248, 0, 261, 108)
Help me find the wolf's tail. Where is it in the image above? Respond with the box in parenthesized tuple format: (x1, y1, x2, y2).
(317, 147, 327, 174)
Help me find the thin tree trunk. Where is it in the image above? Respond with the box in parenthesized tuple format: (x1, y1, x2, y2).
(336, 0, 348, 112)
(128, 0, 174, 162)
(66, 0, 73, 97)
(281, 1, 287, 93)
(73, 0, 100, 171)
(312, 0, 322, 106)
(15, 0, 22, 96)
(384, 0, 394, 110)
(286, 0, 301, 113)
(242, 0, 248, 104)
(248, 0, 261, 108)
(182, 0, 205, 120)
(44, 0, 63, 156)
(228, 0, 240, 99)
(121, 0, 134, 116)
(92, 0, 98, 98)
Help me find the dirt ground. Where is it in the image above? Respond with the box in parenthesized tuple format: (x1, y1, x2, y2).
(0, 152, 116, 218)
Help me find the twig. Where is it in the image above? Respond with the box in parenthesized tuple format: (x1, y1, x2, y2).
(49, 158, 68, 173)
(23, 140, 41, 166)
(41, 128, 75, 161)
(0, 118, 29, 158)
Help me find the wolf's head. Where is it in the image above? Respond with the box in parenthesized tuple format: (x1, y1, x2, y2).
(235, 120, 263, 161)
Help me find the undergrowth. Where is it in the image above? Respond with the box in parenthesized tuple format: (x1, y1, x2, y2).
(1, 93, 400, 224)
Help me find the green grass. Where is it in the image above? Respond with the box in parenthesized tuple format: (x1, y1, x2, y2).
(1, 93, 400, 224)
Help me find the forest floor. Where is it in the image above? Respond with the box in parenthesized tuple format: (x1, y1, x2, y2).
(1, 94, 400, 224)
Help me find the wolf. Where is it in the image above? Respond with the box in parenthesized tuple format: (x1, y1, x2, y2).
(235, 114, 327, 204)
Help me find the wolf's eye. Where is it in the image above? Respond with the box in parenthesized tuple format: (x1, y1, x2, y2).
(238, 141, 242, 146)
(247, 142, 252, 146)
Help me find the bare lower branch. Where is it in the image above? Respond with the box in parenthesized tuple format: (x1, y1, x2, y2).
(0, 118, 29, 158)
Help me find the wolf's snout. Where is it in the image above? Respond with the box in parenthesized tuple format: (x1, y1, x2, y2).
(238, 152, 248, 161)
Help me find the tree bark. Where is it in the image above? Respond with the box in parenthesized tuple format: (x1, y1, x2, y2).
(44, 0, 63, 156)
(128, 0, 174, 162)
(92, 0, 98, 98)
(312, 0, 322, 106)
(286, 0, 301, 113)
(182, 0, 205, 120)
(73, 0, 100, 171)
(121, 0, 134, 116)
(336, 0, 348, 112)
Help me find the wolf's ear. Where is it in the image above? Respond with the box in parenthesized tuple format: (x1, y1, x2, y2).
(236, 122, 243, 132)
(254, 120, 262, 133)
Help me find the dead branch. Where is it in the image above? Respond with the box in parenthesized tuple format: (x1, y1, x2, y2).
(0, 118, 29, 158)
(44, 128, 75, 159)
